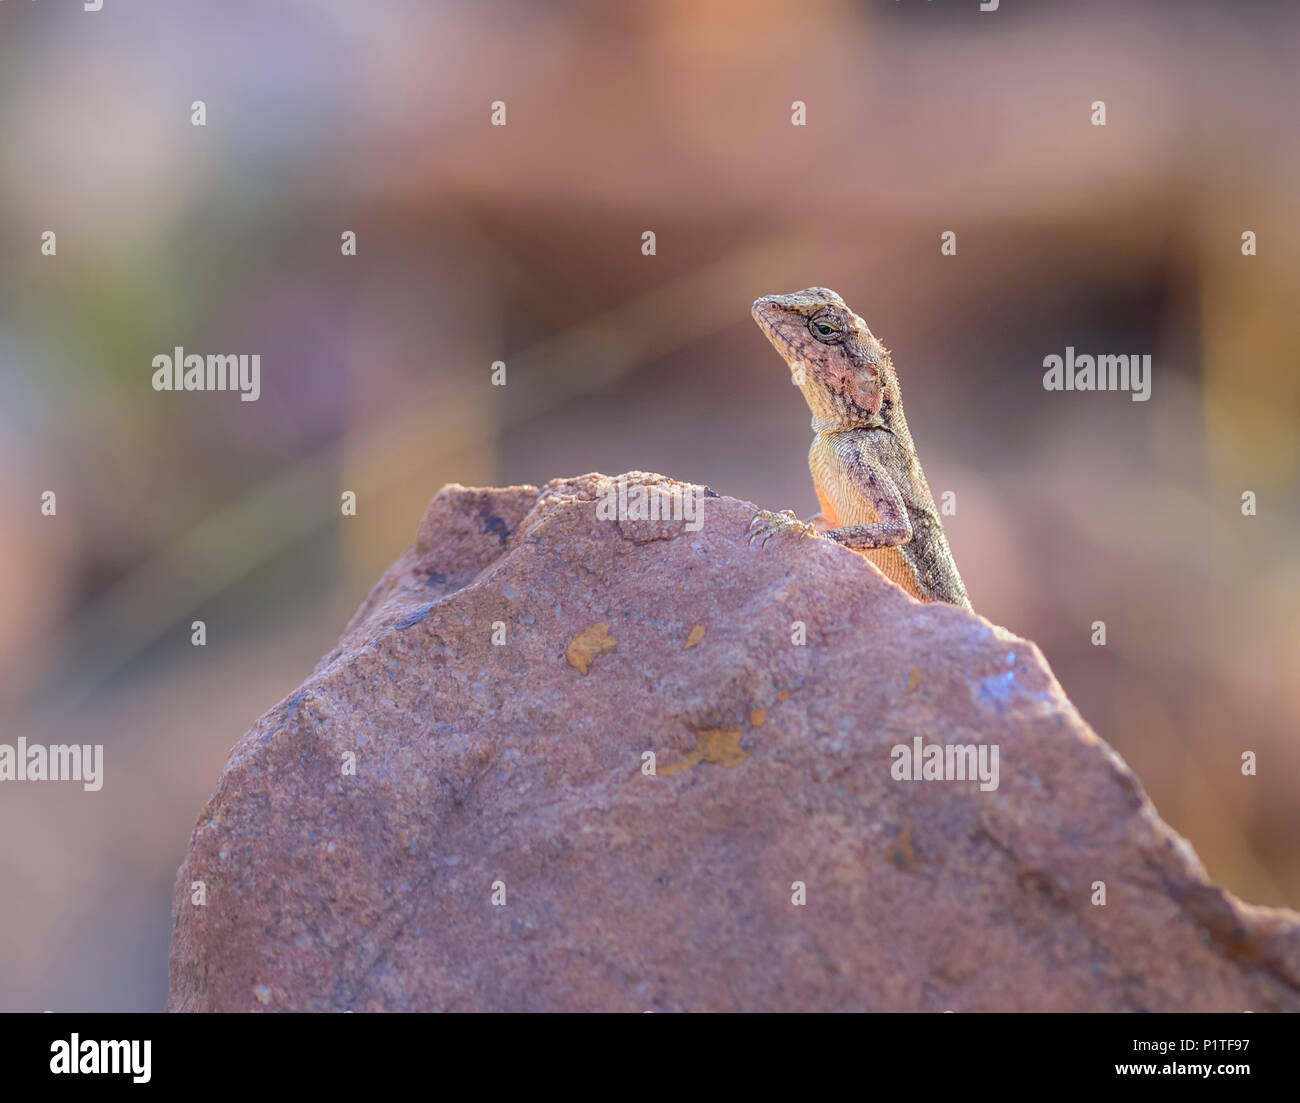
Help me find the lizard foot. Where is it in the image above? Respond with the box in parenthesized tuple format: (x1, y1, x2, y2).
(747, 509, 819, 547)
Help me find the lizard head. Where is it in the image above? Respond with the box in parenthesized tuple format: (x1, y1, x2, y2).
(751, 287, 893, 427)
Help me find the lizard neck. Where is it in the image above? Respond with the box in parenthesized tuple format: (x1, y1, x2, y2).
(800, 375, 906, 437)
(810, 412, 868, 435)
(798, 378, 867, 432)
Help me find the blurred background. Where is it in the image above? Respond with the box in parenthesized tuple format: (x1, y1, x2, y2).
(2, 0, 1298, 1010)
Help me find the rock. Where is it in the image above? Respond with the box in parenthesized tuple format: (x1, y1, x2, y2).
(167, 472, 1300, 1011)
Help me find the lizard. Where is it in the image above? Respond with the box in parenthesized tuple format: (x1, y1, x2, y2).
(747, 286, 973, 612)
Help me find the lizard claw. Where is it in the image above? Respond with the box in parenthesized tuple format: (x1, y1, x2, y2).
(747, 509, 819, 547)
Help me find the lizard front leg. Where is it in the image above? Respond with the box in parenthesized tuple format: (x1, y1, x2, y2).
(822, 458, 913, 549)
(747, 508, 819, 546)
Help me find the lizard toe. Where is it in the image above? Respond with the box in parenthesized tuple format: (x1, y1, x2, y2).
(747, 509, 817, 547)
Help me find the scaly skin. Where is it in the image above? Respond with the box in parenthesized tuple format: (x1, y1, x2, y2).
(748, 287, 972, 611)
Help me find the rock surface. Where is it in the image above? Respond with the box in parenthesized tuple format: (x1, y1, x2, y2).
(168, 472, 1300, 1011)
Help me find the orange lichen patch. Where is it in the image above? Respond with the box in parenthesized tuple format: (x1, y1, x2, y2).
(750, 708, 767, 727)
(566, 622, 616, 674)
(699, 727, 748, 766)
(905, 667, 921, 693)
(776, 689, 790, 702)
(659, 726, 749, 775)
(684, 624, 706, 649)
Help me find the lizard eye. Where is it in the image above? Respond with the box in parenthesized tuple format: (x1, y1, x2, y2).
(809, 317, 843, 343)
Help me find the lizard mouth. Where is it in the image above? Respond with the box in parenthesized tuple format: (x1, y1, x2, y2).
(752, 296, 820, 369)
(751, 297, 792, 344)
